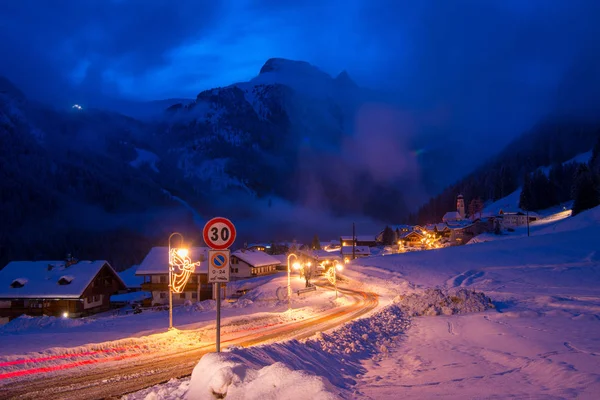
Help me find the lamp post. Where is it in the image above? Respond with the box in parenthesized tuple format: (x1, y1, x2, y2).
(327, 263, 343, 298)
(168, 232, 184, 330)
(287, 253, 299, 311)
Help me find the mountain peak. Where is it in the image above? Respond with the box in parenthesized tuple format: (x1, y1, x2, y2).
(335, 70, 357, 87)
(259, 58, 330, 79)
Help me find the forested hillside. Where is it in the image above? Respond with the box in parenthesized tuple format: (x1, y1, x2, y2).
(412, 121, 600, 224)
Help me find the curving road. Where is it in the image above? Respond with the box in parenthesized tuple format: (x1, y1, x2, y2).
(0, 285, 378, 400)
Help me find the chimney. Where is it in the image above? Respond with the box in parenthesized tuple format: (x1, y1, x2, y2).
(65, 253, 78, 267)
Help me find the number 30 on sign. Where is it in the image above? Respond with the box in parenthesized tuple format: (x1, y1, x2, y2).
(203, 217, 236, 250)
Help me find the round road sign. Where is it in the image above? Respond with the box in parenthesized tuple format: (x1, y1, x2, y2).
(203, 217, 236, 250)
(211, 252, 228, 268)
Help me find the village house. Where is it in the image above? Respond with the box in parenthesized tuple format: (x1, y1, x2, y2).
(376, 225, 415, 244)
(341, 246, 370, 263)
(340, 236, 354, 247)
(230, 250, 280, 279)
(246, 243, 270, 252)
(340, 235, 378, 248)
(447, 219, 490, 245)
(498, 210, 540, 228)
(399, 230, 425, 247)
(0, 257, 126, 321)
(136, 247, 212, 306)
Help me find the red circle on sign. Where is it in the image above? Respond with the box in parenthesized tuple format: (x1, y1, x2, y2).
(203, 217, 236, 250)
(211, 252, 228, 269)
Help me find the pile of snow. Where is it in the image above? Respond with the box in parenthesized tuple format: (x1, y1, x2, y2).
(126, 304, 412, 399)
(0, 315, 89, 333)
(394, 288, 494, 317)
(188, 353, 339, 400)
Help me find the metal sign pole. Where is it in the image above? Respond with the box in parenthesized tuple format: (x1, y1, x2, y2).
(216, 282, 221, 352)
(203, 217, 236, 355)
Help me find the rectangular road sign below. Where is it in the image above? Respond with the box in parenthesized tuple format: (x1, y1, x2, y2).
(208, 249, 230, 283)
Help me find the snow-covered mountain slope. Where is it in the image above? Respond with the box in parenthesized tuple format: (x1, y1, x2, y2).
(481, 149, 593, 215)
(156, 58, 468, 222)
(0, 78, 202, 269)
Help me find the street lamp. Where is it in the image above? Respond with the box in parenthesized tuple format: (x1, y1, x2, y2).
(287, 253, 298, 311)
(167, 233, 199, 330)
(326, 263, 344, 298)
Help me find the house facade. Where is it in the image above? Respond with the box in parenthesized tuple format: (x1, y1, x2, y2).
(400, 230, 425, 247)
(341, 246, 370, 263)
(498, 210, 539, 228)
(0, 258, 126, 321)
(136, 247, 212, 306)
(230, 250, 280, 279)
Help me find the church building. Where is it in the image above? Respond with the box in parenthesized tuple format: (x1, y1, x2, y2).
(442, 195, 466, 223)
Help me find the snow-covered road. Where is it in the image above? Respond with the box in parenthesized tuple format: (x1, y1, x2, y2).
(0, 286, 378, 399)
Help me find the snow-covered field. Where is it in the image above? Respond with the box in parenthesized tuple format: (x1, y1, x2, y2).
(2, 206, 600, 399)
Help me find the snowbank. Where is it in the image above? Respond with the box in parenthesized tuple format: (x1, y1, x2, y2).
(0, 315, 90, 333)
(130, 286, 495, 400)
(394, 288, 494, 316)
(187, 353, 339, 400)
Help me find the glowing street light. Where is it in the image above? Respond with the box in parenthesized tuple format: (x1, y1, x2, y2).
(168, 232, 200, 330)
(326, 263, 343, 298)
(287, 253, 299, 311)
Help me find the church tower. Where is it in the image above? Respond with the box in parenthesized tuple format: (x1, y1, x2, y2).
(457, 194, 465, 219)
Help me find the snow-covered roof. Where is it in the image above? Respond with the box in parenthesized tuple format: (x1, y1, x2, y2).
(399, 230, 424, 239)
(269, 254, 288, 266)
(0, 260, 122, 299)
(425, 222, 448, 232)
(434, 223, 450, 231)
(136, 247, 209, 275)
(447, 221, 475, 230)
(341, 246, 370, 255)
(442, 211, 461, 222)
(298, 249, 342, 262)
(118, 266, 144, 288)
(247, 243, 270, 248)
(232, 250, 280, 268)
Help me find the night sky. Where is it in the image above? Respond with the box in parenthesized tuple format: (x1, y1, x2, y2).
(2, 0, 600, 144)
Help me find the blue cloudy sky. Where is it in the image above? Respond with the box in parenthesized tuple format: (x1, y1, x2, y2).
(1, 0, 600, 136)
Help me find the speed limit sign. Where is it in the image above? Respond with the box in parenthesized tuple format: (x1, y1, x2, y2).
(203, 217, 236, 250)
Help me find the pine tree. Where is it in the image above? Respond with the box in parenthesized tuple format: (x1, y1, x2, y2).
(381, 226, 395, 246)
(310, 234, 321, 250)
(519, 173, 533, 211)
(530, 169, 554, 210)
(572, 163, 600, 216)
(468, 198, 484, 220)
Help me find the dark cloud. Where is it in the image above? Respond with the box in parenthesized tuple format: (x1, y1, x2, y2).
(0, 0, 221, 103)
(1, 0, 600, 146)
